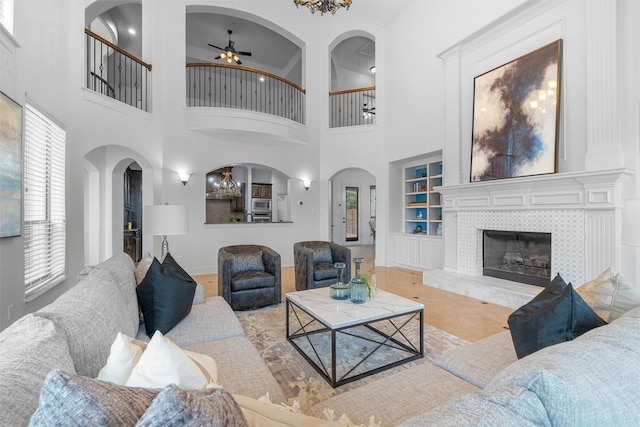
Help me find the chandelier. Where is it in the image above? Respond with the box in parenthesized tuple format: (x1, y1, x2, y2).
(211, 170, 242, 199)
(293, 0, 352, 15)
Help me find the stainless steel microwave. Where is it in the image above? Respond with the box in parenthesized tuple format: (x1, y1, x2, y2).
(252, 198, 271, 212)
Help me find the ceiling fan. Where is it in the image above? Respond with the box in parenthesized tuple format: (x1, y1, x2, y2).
(362, 103, 376, 118)
(208, 29, 252, 65)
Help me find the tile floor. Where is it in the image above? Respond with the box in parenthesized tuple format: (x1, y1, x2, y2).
(195, 245, 516, 343)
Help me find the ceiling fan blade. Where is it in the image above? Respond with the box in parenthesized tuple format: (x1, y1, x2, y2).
(214, 55, 222, 60)
(208, 44, 225, 50)
(237, 51, 252, 56)
(236, 59, 243, 65)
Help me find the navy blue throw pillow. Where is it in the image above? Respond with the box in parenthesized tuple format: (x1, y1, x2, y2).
(508, 273, 607, 359)
(137, 254, 197, 336)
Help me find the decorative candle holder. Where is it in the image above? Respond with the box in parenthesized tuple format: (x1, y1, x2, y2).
(329, 262, 350, 300)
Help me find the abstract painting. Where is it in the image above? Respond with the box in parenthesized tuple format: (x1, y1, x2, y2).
(0, 91, 23, 238)
(471, 40, 562, 182)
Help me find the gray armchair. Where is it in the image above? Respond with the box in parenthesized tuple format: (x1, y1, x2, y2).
(293, 241, 351, 291)
(218, 244, 281, 311)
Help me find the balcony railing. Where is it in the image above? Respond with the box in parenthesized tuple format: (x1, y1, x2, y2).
(186, 63, 306, 125)
(85, 28, 152, 112)
(329, 87, 376, 128)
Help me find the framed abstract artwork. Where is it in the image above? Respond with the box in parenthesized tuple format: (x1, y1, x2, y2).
(471, 39, 562, 182)
(0, 91, 23, 238)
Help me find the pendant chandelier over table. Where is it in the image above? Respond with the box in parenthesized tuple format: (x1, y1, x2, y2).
(211, 170, 242, 199)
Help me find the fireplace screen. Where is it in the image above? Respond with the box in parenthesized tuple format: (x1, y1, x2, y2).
(483, 230, 551, 286)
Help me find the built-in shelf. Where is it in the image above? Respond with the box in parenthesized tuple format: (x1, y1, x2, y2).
(404, 160, 443, 236)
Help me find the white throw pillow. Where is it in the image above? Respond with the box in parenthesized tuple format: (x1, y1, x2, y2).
(576, 267, 640, 322)
(97, 332, 146, 385)
(125, 331, 219, 390)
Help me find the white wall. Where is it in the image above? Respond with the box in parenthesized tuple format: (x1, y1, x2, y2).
(2, 0, 638, 330)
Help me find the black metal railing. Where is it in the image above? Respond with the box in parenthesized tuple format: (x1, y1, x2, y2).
(329, 87, 375, 128)
(186, 63, 306, 124)
(85, 28, 152, 112)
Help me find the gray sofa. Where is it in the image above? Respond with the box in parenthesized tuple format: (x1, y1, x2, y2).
(1, 252, 639, 426)
(0, 253, 288, 427)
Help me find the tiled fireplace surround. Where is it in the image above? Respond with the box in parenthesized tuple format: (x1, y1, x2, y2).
(424, 169, 631, 309)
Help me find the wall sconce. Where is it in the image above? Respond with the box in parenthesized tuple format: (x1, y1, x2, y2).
(177, 171, 191, 186)
(302, 178, 311, 191)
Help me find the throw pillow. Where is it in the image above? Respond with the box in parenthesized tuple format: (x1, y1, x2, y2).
(576, 267, 640, 322)
(230, 251, 265, 276)
(508, 273, 607, 359)
(135, 252, 154, 285)
(313, 245, 333, 265)
(137, 384, 248, 427)
(137, 255, 196, 335)
(125, 331, 219, 390)
(97, 332, 147, 385)
(29, 370, 159, 426)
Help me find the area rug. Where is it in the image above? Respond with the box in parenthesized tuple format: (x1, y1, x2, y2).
(236, 303, 468, 411)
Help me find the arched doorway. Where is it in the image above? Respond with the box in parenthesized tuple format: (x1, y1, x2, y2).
(330, 168, 376, 246)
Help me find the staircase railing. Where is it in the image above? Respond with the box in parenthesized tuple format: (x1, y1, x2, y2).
(85, 28, 152, 112)
(186, 63, 306, 125)
(329, 87, 376, 128)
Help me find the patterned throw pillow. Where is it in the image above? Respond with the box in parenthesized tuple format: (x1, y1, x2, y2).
(508, 274, 607, 359)
(230, 252, 265, 276)
(29, 370, 159, 426)
(576, 267, 640, 322)
(136, 384, 248, 427)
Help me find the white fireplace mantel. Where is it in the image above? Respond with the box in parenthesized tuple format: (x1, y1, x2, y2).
(435, 168, 634, 288)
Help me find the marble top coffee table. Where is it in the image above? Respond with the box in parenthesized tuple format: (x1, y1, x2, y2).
(286, 287, 424, 387)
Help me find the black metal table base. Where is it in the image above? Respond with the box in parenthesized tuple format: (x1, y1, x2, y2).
(286, 299, 424, 387)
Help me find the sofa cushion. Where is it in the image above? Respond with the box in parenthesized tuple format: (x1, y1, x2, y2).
(96, 253, 139, 328)
(137, 255, 196, 336)
(398, 384, 548, 427)
(35, 267, 137, 377)
(137, 384, 248, 427)
(126, 331, 218, 389)
(136, 296, 245, 347)
(313, 263, 337, 281)
(313, 245, 333, 265)
(231, 251, 265, 276)
(576, 267, 640, 322)
(184, 336, 287, 404)
(0, 315, 76, 427)
(308, 364, 479, 426)
(508, 274, 606, 358)
(489, 306, 640, 426)
(434, 330, 517, 388)
(231, 271, 276, 292)
(29, 370, 159, 427)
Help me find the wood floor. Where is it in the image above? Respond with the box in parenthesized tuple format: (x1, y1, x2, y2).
(194, 245, 515, 343)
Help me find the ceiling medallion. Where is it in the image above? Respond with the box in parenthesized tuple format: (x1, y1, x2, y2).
(293, 0, 352, 16)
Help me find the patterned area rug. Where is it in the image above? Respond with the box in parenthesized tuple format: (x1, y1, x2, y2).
(236, 303, 468, 411)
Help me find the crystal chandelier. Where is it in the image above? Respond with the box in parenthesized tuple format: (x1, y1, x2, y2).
(211, 170, 242, 199)
(293, 0, 352, 16)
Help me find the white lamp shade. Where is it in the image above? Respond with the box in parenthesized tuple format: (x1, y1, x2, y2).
(144, 205, 189, 236)
(621, 200, 640, 247)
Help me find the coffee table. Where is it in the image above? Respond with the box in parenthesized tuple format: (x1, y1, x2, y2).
(286, 287, 424, 387)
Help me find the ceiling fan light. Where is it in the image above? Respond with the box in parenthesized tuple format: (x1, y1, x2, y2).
(227, 57, 232, 64)
(233, 55, 239, 62)
(220, 52, 226, 58)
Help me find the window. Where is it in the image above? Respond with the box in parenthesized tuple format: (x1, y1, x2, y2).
(0, 0, 14, 35)
(23, 102, 66, 301)
(345, 186, 359, 242)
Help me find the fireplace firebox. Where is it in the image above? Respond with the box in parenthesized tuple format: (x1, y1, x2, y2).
(483, 230, 551, 287)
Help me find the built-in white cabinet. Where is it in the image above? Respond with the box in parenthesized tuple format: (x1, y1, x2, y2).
(395, 233, 444, 270)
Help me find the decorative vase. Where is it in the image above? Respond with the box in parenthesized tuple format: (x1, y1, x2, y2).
(329, 262, 350, 300)
(349, 257, 368, 304)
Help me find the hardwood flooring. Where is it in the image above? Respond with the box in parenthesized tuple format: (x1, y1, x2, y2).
(194, 245, 515, 343)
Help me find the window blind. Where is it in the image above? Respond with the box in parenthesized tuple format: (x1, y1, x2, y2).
(0, 0, 13, 35)
(24, 102, 66, 299)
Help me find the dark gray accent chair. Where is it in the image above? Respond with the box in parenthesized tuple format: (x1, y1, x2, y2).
(218, 244, 281, 311)
(293, 241, 351, 291)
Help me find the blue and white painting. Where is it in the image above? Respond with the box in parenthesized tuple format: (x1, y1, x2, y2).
(0, 91, 23, 238)
(471, 40, 562, 182)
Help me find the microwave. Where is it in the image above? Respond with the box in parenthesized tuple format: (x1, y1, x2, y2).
(252, 198, 271, 212)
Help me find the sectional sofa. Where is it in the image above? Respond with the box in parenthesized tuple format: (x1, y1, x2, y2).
(0, 252, 639, 426)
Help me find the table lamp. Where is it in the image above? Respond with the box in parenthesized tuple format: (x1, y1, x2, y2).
(144, 203, 189, 260)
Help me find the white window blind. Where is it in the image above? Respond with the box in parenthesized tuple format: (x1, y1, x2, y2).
(24, 102, 66, 299)
(0, 0, 14, 35)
